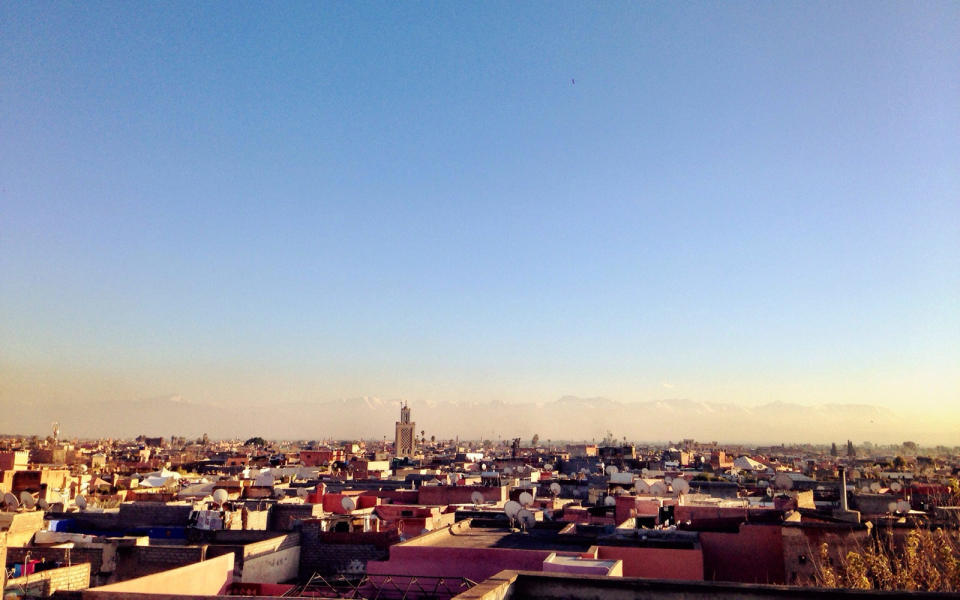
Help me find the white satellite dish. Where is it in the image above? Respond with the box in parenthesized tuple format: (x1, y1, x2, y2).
(37, 498, 49, 511)
(504, 500, 522, 519)
(519, 492, 534, 506)
(896, 500, 911, 513)
(650, 481, 667, 496)
(471, 491, 485, 505)
(635, 480, 651, 494)
(605, 465, 619, 476)
(504, 467, 513, 474)
(890, 481, 902, 492)
(549, 482, 561, 495)
(888, 501, 899, 513)
(212, 489, 229, 505)
(604, 496, 616, 507)
(664, 476, 673, 485)
(481, 464, 487, 470)
(255, 473, 275, 487)
(641, 468, 649, 476)
(341, 496, 357, 512)
(870, 482, 881, 493)
(517, 508, 536, 530)
(79, 464, 88, 473)
(3, 493, 19, 511)
(543, 463, 553, 472)
(20, 491, 37, 509)
(448, 473, 458, 485)
(672, 479, 690, 496)
(774, 473, 794, 490)
(297, 487, 309, 498)
(75, 495, 87, 510)
(861, 485, 871, 493)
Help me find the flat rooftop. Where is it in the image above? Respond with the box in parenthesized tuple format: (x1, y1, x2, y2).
(406, 521, 594, 552)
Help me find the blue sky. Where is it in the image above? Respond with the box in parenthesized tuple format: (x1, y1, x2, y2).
(2, 3, 958, 422)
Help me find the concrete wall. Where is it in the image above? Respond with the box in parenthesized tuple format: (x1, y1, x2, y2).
(298, 522, 397, 577)
(4, 563, 91, 596)
(700, 523, 784, 584)
(83, 551, 233, 599)
(114, 544, 207, 580)
(0, 511, 45, 546)
(594, 545, 704, 580)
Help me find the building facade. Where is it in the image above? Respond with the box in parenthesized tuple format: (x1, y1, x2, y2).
(394, 403, 416, 458)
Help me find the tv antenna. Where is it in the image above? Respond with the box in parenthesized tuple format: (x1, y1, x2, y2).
(3, 493, 19, 511)
(516, 508, 536, 531)
(20, 491, 37, 510)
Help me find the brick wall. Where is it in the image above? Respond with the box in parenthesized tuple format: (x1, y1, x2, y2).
(117, 503, 195, 528)
(298, 521, 399, 578)
(114, 544, 206, 580)
(269, 503, 324, 531)
(5, 545, 107, 582)
(4, 562, 91, 595)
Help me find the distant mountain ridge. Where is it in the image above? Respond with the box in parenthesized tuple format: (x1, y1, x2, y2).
(2, 394, 939, 444)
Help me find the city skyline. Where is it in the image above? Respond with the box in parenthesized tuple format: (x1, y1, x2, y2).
(2, 3, 958, 436)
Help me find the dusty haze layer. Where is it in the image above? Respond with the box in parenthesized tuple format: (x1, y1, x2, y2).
(2, 395, 956, 446)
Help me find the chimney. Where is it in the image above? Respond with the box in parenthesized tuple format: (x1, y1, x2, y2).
(838, 466, 849, 512)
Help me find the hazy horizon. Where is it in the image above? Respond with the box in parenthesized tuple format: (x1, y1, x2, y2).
(2, 3, 958, 440)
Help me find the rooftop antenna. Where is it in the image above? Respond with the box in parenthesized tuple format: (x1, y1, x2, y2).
(3, 493, 19, 511)
(504, 500, 522, 527)
(470, 491, 484, 507)
(212, 489, 229, 506)
(341, 496, 357, 512)
(773, 473, 794, 491)
(516, 508, 536, 531)
(20, 491, 37, 510)
(672, 478, 690, 497)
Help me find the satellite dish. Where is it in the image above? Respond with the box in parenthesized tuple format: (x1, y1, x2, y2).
(604, 496, 616, 507)
(774, 473, 794, 490)
(888, 501, 899, 513)
(3, 493, 19, 511)
(504, 500, 522, 519)
(650, 481, 667, 496)
(896, 500, 911, 513)
(664, 476, 673, 485)
(341, 496, 357, 512)
(543, 463, 553, 472)
(297, 487, 309, 498)
(870, 482, 881, 493)
(517, 508, 536, 530)
(861, 485, 871, 493)
(37, 498, 49, 511)
(20, 491, 37, 509)
(481, 464, 487, 470)
(212, 489, 229, 505)
(890, 481, 903, 492)
(606, 465, 619, 476)
(504, 467, 513, 474)
(579, 468, 588, 474)
(519, 492, 534, 506)
(471, 491, 485, 505)
(641, 468, 649, 476)
(75, 495, 87, 510)
(549, 482, 561, 495)
(255, 473, 275, 487)
(635, 480, 651, 494)
(447, 473, 458, 485)
(672, 479, 690, 496)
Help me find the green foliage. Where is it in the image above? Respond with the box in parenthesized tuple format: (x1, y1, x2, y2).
(244, 436, 266, 447)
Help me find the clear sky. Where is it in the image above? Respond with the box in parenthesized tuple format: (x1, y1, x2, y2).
(2, 3, 958, 427)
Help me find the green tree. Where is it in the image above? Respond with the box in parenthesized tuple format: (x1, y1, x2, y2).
(245, 436, 266, 447)
(531, 433, 540, 447)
